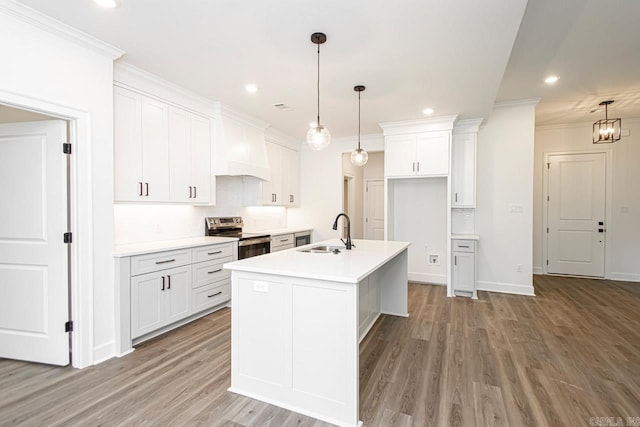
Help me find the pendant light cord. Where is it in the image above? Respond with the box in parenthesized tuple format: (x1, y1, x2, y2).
(357, 90, 361, 150)
(316, 42, 320, 127)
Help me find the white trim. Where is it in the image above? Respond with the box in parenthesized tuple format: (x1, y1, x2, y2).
(536, 117, 640, 132)
(363, 179, 384, 240)
(0, 0, 124, 59)
(379, 115, 458, 135)
(453, 118, 483, 134)
(533, 266, 544, 275)
(0, 89, 95, 368)
(542, 149, 613, 278)
(408, 272, 446, 285)
(609, 272, 640, 283)
(476, 280, 535, 296)
(493, 98, 540, 109)
(93, 340, 116, 365)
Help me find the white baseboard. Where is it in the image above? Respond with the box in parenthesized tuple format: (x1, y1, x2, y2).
(533, 266, 544, 275)
(408, 272, 446, 285)
(476, 280, 535, 296)
(608, 272, 640, 283)
(93, 340, 116, 365)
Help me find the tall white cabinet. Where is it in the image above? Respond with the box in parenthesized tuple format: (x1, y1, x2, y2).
(261, 141, 300, 206)
(385, 131, 450, 177)
(114, 85, 213, 204)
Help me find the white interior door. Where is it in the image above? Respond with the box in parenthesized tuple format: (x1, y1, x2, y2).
(365, 180, 385, 240)
(0, 120, 69, 365)
(547, 153, 606, 277)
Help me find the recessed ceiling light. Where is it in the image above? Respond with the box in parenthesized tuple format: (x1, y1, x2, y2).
(93, 0, 120, 8)
(544, 75, 559, 84)
(423, 108, 434, 116)
(245, 84, 258, 93)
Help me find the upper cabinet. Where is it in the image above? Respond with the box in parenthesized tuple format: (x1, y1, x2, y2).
(115, 87, 170, 202)
(114, 85, 212, 204)
(384, 131, 451, 178)
(260, 142, 299, 206)
(168, 107, 211, 204)
(451, 119, 482, 208)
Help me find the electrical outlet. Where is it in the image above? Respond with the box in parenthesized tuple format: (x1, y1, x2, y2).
(428, 254, 440, 265)
(424, 245, 429, 252)
(516, 264, 523, 272)
(253, 281, 269, 293)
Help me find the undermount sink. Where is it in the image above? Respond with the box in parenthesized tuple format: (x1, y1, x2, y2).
(298, 245, 344, 254)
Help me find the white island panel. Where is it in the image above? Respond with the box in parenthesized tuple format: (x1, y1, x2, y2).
(226, 239, 409, 427)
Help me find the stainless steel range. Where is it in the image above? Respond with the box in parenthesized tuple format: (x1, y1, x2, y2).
(205, 217, 271, 259)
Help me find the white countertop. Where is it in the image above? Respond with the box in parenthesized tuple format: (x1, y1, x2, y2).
(114, 236, 238, 257)
(224, 238, 410, 283)
(244, 226, 313, 236)
(451, 233, 480, 241)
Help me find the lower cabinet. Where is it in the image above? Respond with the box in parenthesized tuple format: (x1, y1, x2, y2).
(270, 233, 294, 252)
(128, 242, 235, 341)
(452, 239, 477, 299)
(358, 271, 381, 340)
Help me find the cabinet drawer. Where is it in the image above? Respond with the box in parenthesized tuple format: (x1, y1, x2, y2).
(192, 243, 234, 263)
(131, 249, 191, 276)
(192, 258, 231, 289)
(271, 234, 294, 251)
(453, 240, 475, 252)
(191, 280, 230, 313)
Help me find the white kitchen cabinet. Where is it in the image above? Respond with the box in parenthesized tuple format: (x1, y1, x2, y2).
(131, 265, 191, 339)
(246, 142, 300, 207)
(115, 86, 170, 202)
(358, 270, 381, 340)
(122, 241, 235, 345)
(270, 233, 294, 252)
(385, 131, 450, 177)
(452, 133, 476, 208)
(168, 106, 211, 203)
(452, 239, 476, 298)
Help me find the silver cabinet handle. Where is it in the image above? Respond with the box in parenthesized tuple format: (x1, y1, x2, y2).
(455, 193, 458, 203)
(412, 162, 415, 172)
(145, 182, 149, 196)
(208, 250, 222, 255)
(161, 276, 165, 291)
(458, 245, 470, 248)
(454, 256, 457, 266)
(207, 291, 223, 298)
(208, 269, 222, 274)
(417, 162, 420, 172)
(138, 182, 143, 196)
(280, 239, 289, 242)
(194, 186, 197, 198)
(167, 275, 171, 290)
(189, 186, 193, 198)
(155, 258, 176, 265)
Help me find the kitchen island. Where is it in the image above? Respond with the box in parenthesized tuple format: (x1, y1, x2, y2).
(223, 239, 410, 427)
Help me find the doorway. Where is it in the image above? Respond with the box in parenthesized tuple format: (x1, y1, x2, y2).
(343, 174, 354, 239)
(545, 152, 607, 277)
(0, 105, 71, 365)
(365, 180, 384, 240)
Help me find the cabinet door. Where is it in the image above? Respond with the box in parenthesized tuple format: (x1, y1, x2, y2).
(140, 96, 170, 201)
(385, 135, 415, 177)
(282, 147, 300, 206)
(453, 251, 475, 293)
(452, 133, 476, 207)
(164, 267, 191, 324)
(261, 142, 282, 205)
(190, 114, 211, 204)
(168, 106, 192, 202)
(415, 132, 449, 176)
(131, 272, 165, 339)
(358, 277, 370, 337)
(114, 87, 143, 201)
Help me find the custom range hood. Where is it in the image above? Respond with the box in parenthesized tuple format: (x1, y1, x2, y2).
(213, 102, 270, 181)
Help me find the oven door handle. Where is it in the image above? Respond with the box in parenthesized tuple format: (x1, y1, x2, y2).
(238, 236, 272, 247)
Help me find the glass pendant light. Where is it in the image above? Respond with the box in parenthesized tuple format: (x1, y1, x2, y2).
(306, 32, 331, 151)
(350, 85, 368, 166)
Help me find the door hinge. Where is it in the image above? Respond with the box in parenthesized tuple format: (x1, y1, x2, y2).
(63, 143, 72, 154)
(547, 227, 549, 233)
(547, 162, 550, 169)
(65, 320, 73, 332)
(546, 260, 549, 265)
(64, 232, 72, 243)
(547, 195, 550, 202)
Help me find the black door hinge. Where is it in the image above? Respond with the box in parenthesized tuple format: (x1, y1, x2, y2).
(64, 232, 72, 243)
(63, 143, 72, 154)
(65, 321, 73, 332)
(546, 260, 549, 265)
(547, 162, 550, 169)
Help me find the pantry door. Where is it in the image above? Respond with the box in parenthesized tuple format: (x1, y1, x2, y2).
(547, 153, 606, 277)
(0, 120, 70, 365)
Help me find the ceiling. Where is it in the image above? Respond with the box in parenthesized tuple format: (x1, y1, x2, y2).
(14, 0, 640, 138)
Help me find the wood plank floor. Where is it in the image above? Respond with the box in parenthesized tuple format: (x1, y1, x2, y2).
(1, 275, 639, 426)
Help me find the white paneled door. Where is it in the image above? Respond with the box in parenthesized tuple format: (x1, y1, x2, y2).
(0, 120, 69, 365)
(547, 153, 606, 277)
(365, 180, 385, 240)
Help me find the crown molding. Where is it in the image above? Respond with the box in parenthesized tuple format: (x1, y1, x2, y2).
(493, 98, 541, 109)
(453, 118, 484, 134)
(0, 0, 124, 59)
(379, 115, 458, 136)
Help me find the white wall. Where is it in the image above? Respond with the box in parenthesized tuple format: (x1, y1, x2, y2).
(389, 178, 448, 284)
(0, 105, 54, 123)
(288, 135, 384, 242)
(475, 101, 537, 295)
(0, 4, 122, 366)
(363, 151, 384, 180)
(342, 153, 365, 238)
(534, 118, 640, 282)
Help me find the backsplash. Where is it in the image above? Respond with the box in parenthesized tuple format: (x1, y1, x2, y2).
(114, 176, 287, 245)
